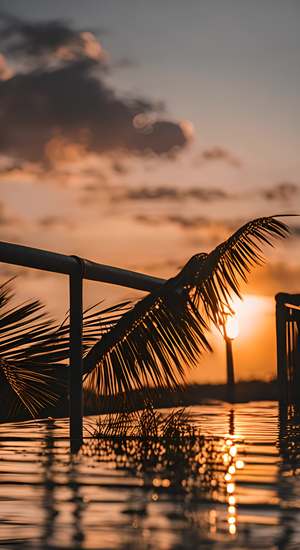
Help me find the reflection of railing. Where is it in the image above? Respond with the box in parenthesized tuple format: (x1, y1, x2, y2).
(39, 420, 85, 548)
(276, 293, 300, 403)
(277, 403, 300, 547)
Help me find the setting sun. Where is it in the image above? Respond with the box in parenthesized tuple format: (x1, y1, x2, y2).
(224, 295, 272, 343)
(225, 315, 239, 340)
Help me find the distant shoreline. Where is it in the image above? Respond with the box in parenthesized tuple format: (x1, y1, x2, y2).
(84, 379, 279, 414)
(0, 379, 279, 423)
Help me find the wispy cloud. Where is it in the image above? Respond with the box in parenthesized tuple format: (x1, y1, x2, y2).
(262, 182, 299, 201)
(38, 216, 75, 229)
(135, 213, 207, 229)
(117, 185, 230, 203)
(195, 146, 242, 168)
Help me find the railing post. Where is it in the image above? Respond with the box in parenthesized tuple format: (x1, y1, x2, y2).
(69, 257, 85, 453)
(276, 294, 287, 404)
(225, 337, 235, 403)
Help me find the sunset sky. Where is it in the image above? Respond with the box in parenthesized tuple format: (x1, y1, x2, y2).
(0, 1, 299, 383)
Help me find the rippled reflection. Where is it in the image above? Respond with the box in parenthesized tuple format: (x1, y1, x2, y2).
(275, 403, 300, 548)
(39, 420, 85, 549)
(221, 409, 244, 537)
(83, 408, 228, 498)
(83, 406, 246, 544)
(279, 403, 300, 472)
(2, 402, 300, 549)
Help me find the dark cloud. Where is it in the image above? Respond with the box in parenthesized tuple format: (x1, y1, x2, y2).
(124, 185, 229, 202)
(188, 187, 229, 201)
(165, 215, 207, 228)
(135, 213, 207, 229)
(128, 186, 179, 201)
(135, 212, 232, 231)
(134, 213, 233, 249)
(111, 160, 129, 175)
(113, 181, 299, 206)
(262, 182, 299, 201)
(196, 147, 241, 168)
(135, 214, 157, 225)
(0, 15, 191, 165)
(0, 12, 105, 63)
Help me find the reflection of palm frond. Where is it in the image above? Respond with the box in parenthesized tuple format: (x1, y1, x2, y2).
(88, 406, 192, 439)
(84, 216, 289, 400)
(0, 280, 129, 418)
(83, 407, 224, 496)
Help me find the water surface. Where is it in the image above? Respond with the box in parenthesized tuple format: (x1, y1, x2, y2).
(1, 401, 299, 549)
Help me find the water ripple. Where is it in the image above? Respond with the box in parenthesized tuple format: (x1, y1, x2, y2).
(1, 401, 300, 549)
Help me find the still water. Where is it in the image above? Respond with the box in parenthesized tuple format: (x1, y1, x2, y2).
(0, 401, 299, 549)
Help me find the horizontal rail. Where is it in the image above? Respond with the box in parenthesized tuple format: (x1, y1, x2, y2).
(0, 240, 165, 292)
(276, 293, 300, 308)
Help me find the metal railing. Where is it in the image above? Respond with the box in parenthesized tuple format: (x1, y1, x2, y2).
(276, 293, 300, 403)
(0, 240, 166, 450)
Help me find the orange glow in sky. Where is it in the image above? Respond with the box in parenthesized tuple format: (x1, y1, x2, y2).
(227, 295, 272, 343)
(192, 294, 276, 384)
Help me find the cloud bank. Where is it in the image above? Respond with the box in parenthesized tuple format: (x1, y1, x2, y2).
(0, 13, 192, 166)
(122, 185, 229, 202)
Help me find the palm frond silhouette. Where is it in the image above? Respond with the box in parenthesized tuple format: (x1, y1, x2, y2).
(172, 216, 289, 321)
(0, 279, 128, 417)
(83, 216, 289, 397)
(83, 286, 211, 397)
(0, 215, 290, 417)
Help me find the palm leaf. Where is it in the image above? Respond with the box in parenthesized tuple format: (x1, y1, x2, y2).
(83, 286, 211, 398)
(172, 216, 290, 323)
(83, 215, 290, 402)
(0, 280, 129, 418)
(0, 282, 68, 417)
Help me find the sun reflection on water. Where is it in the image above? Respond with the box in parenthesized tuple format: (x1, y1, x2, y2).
(82, 406, 246, 543)
(221, 418, 245, 537)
